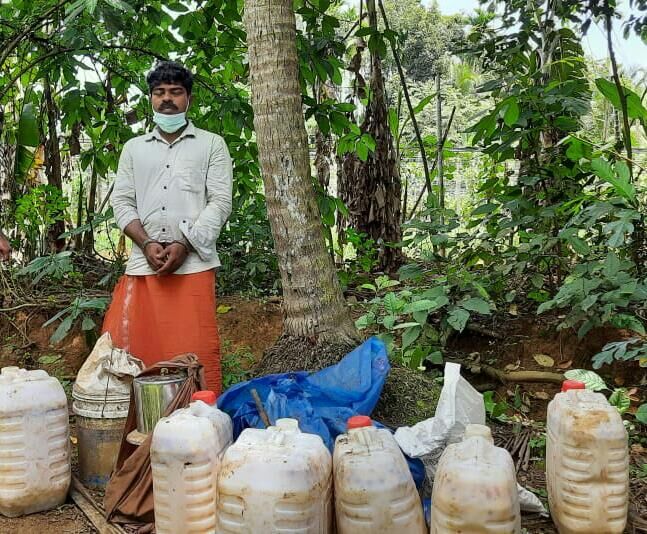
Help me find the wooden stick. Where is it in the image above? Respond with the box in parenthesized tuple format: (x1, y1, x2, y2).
(251, 388, 272, 428)
(70, 476, 126, 534)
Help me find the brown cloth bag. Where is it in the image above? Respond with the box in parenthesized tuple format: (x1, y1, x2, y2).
(104, 354, 207, 533)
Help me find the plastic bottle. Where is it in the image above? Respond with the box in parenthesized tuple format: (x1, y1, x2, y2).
(431, 424, 520, 533)
(546, 380, 628, 533)
(216, 418, 333, 533)
(0, 367, 71, 517)
(151, 390, 233, 534)
(333, 415, 425, 533)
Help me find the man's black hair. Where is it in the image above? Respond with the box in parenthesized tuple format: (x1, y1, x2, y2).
(146, 61, 193, 95)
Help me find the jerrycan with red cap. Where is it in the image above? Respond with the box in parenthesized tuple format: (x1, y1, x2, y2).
(546, 380, 629, 534)
(333, 415, 425, 533)
(151, 390, 233, 534)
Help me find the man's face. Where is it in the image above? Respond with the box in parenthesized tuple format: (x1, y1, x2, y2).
(151, 83, 190, 114)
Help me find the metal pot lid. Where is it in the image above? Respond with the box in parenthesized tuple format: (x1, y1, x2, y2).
(134, 373, 186, 384)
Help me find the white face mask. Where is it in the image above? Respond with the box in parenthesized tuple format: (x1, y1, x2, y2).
(152, 101, 189, 133)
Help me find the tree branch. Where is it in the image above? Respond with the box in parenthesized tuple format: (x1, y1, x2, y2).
(376, 0, 432, 195)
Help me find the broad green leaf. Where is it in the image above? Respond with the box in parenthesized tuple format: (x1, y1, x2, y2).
(503, 100, 520, 126)
(471, 203, 498, 217)
(592, 158, 636, 201)
(595, 78, 647, 120)
(403, 297, 448, 314)
(17, 104, 39, 147)
(383, 292, 404, 315)
(460, 297, 491, 315)
(357, 141, 369, 161)
(447, 308, 470, 332)
(603, 252, 621, 279)
(636, 403, 647, 424)
(51, 316, 74, 344)
(564, 369, 608, 391)
(609, 314, 645, 335)
(81, 316, 96, 331)
(401, 325, 421, 350)
(382, 315, 397, 330)
(608, 389, 630, 414)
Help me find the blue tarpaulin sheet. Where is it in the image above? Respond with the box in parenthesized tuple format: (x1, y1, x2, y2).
(217, 336, 425, 488)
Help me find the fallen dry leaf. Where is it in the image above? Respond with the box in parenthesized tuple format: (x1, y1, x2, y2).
(217, 304, 232, 314)
(70, 436, 77, 445)
(533, 391, 550, 400)
(505, 360, 521, 372)
(508, 304, 518, 316)
(533, 354, 555, 367)
(557, 359, 573, 369)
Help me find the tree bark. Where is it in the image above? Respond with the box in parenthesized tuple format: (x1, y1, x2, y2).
(338, 0, 402, 272)
(44, 74, 66, 252)
(244, 0, 357, 343)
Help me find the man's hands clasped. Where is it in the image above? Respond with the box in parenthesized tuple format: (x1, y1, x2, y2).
(143, 240, 189, 275)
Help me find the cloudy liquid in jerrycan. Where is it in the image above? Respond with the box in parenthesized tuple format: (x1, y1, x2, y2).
(216, 418, 333, 533)
(431, 424, 520, 534)
(151, 391, 233, 534)
(333, 415, 426, 533)
(0, 367, 71, 518)
(546, 381, 628, 534)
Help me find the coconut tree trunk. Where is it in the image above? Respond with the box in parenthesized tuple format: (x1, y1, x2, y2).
(244, 0, 357, 344)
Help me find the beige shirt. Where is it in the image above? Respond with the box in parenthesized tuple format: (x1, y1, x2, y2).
(111, 121, 233, 276)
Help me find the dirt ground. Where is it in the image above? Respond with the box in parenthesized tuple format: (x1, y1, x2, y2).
(0, 297, 645, 532)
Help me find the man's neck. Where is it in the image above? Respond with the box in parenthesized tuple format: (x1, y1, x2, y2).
(159, 123, 188, 145)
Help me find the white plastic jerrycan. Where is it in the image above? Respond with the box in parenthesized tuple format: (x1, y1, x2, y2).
(151, 390, 233, 534)
(216, 418, 333, 533)
(431, 424, 520, 534)
(333, 415, 425, 533)
(546, 380, 628, 534)
(0, 366, 71, 517)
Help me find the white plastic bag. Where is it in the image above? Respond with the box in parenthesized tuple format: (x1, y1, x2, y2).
(393, 362, 547, 514)
(74, 332, 144, 397)
(394, 362, 485, 458)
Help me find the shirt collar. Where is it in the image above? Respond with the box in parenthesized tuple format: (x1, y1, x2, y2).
(145, 120, 196, 142)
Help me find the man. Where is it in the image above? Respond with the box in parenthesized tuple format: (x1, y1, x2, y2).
(0, 231, 10, 260)
(102, 61, 232, 394)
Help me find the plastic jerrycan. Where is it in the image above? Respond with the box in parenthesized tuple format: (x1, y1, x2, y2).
(0, 366, 71, 517)
(333, 415, 426, 533)
(431, 424, 520, 534)
(151, 390, 233, 534)
(546, 380, 629, 534)
(216, 418, 333, 533)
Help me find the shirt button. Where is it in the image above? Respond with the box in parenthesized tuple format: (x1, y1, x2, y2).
(162, 228, 166, 232)
(163, 186, 167, 190)
(182, 220, 186, 223)
(162, 206, 166, 211)
(166, 164, 170, 168)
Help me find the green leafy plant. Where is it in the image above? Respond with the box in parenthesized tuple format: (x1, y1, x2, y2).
(17, 252, 76, 285)
(43, 296, 109, 344)
(221, 342, 256, 390)
(355, 272, 492, 369)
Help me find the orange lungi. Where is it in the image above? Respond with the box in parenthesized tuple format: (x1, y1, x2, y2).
(102, 269, 221, 395)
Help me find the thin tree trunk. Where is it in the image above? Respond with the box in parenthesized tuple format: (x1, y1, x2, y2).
(83, 164, 98, 253)
(244, 0, 357, 343)
(44, 74, 66, 252)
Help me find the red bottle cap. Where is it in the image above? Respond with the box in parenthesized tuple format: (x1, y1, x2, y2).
(561, 380, 586, 392)
(347, 415, 373, 430)
(191, 390, 217, 405)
